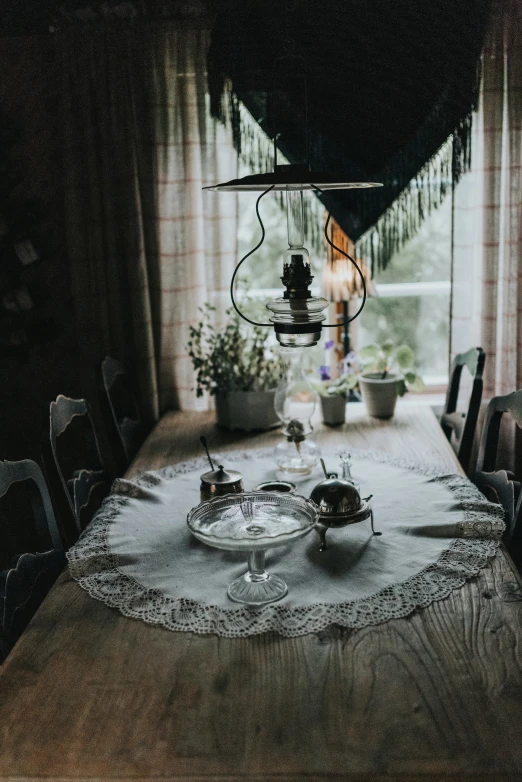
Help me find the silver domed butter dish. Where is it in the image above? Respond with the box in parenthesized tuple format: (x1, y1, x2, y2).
(187, 491, 318, 606)
(310, 455, 381, 550)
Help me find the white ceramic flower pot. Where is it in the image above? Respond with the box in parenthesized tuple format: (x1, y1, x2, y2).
(215, 390, 279, 432)
(359, 373, 399, 419)
(320, 394, 346, 426)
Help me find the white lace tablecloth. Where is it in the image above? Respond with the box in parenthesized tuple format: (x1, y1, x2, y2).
(67, 448, 505, 638)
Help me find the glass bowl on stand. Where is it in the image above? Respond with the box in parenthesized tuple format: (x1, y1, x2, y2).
(187, 491, 318, 606)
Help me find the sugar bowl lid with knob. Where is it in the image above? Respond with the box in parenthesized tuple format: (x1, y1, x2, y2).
(199, 436, 243, 500)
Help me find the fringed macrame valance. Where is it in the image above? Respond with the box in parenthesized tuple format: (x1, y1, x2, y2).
(208, 0, 490, 273)
(356, 136, 455, 271)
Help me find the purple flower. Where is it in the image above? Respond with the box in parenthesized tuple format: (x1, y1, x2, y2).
(337, 360, 349, 377)
(324, 339, 335, 350)
(341, 351, 358, 375)
(319, 365, 331, 381)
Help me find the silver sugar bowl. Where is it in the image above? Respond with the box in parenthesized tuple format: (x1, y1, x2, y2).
(309, 454, 379, 550)
(200, 464, 244, 502)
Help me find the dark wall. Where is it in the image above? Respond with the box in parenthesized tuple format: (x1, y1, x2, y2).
(0, 36, 89, 462)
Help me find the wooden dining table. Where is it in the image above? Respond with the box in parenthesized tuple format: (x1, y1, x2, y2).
(1, 402, 522, 781)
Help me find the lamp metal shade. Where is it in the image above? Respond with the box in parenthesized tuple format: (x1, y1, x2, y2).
(204, 166, 383, 192)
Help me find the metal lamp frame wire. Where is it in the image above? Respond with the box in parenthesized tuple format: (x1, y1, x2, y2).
(229, 184, 367, 330)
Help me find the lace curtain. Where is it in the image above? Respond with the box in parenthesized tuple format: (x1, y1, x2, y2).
(450, 0, 522, 470)
(61, 23, 237, 419)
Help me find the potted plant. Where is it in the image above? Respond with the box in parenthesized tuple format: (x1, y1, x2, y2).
(187, 304, 281, 431)
(356, 342, 424, 419)
(313, 364, 359, 426)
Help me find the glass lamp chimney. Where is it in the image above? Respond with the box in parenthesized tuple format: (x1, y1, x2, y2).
(286, 187, 305, 249)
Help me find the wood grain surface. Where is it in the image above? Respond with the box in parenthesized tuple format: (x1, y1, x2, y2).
(1, 402, 522, 782)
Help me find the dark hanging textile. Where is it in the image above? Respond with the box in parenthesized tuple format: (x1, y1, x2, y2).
(208, 0, 490, 271)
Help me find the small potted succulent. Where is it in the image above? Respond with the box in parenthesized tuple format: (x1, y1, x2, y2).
(357, 342, 424, 419)
(187, 304, 281, 431)
(313, 346, 359, 426)
(315, 371, 353, 426)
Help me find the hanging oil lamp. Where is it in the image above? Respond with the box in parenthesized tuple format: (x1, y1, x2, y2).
(204, 163, 381, 348)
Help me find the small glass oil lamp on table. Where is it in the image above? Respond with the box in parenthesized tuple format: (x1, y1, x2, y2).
(274, 346, 320, 476)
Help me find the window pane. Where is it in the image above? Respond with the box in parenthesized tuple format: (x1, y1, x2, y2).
(358, 293, 449, 380)
(373, 196, 451, 284)
(358, 193, 452, 383)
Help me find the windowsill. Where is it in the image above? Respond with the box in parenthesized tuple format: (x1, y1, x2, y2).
(397, 392, 445, 406)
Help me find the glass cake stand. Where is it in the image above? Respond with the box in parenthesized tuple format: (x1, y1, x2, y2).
(187, 491, 318, 606)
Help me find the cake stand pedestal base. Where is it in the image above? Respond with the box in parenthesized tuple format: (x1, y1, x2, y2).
(227, 550, 288, 606)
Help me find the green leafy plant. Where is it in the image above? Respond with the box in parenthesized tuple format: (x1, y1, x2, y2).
(312, 369, 359, 398)
(187, 304, 281, 397)
(358, 341, 424, 396)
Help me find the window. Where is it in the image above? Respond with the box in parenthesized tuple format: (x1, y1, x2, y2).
(358, 196, 452, 387)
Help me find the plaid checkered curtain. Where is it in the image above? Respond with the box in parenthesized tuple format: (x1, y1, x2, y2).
(451, 0, 522, 470)
(62, 24, 237, 420)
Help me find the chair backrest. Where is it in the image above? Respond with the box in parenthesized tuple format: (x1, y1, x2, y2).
(43, 395, 110, 546)
(475, 390, 522, 474)
(441, 347, 486, 473)
(97, 356, 146, 474)
(474, 469, 522, 540)
(0, 459, 65, 662)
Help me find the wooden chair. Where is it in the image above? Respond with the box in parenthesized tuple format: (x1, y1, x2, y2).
(43, 395, 111, 548)
(475, 390, 522, 474)
(440, 347, 486, 474)
(0, 459, 65, 662)
(474, 469, 522, 538)
(473, 390, 522, 571)
(97, 356, 146, 474)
